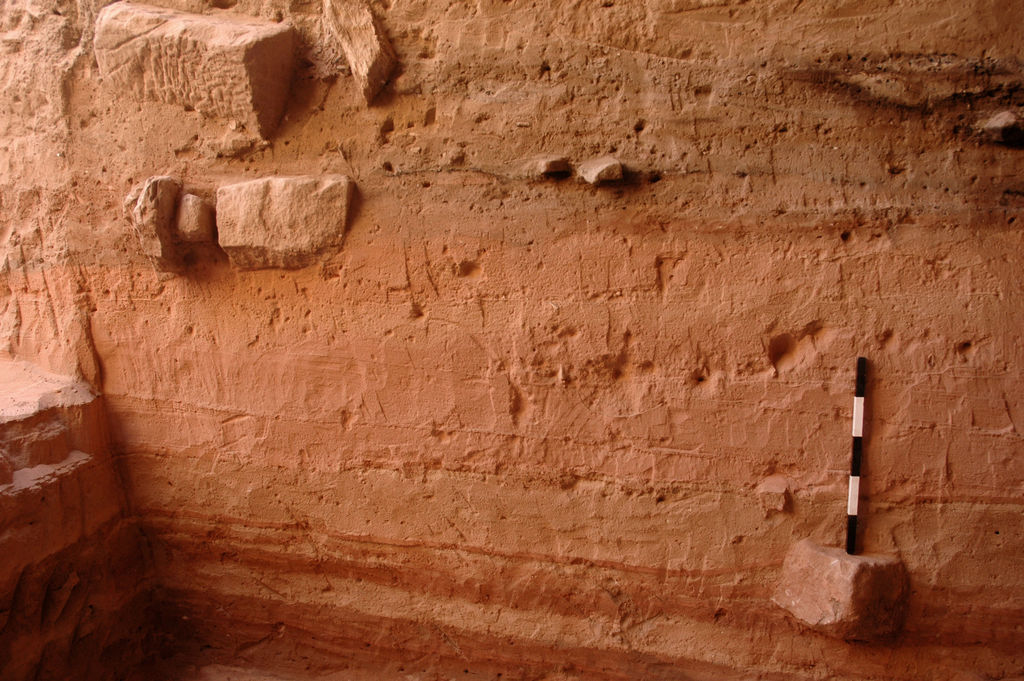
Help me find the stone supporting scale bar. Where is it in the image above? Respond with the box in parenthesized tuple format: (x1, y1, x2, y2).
(848, 356, 867, 554)
(773, 540, 910, 641)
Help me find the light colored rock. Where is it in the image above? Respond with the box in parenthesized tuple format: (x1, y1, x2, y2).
(323, 0, 397, 104)
(773, 539, 909, 641)
(0, 356, 98, 474)
(202, 128, 269, 159)
(125, 176, 181, 270)
(175, 194, 215, 243)
(522, 155, 572, 179)
(844, 73, 915, 106)
(216, 175, 355, 270)
(978, 110, 1023, 146)
(0, 356, 140, 681)
(94, 2, 295, 137)
(755, 475, 791, 516)
(578, 155, 623, 184)
(981, 110, 1018, 132)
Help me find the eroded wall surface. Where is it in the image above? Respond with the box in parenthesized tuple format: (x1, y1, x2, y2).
(2, 0, 1023, 679)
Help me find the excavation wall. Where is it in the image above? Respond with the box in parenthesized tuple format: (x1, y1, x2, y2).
(1, 0, 1022, 679)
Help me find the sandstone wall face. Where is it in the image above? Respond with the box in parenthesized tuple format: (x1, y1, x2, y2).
(1, 0, 1023, 680)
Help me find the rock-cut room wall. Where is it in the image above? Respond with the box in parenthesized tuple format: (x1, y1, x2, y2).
(1, 0, 1022, 679)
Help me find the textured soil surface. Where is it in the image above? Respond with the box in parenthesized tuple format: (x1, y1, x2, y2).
(1, 0, 1023, 680)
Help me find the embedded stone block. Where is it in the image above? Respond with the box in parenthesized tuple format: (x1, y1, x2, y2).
(95, 2, 295, 137)
(978, 110, 1023, 147)
(578, 156, 623, 184)
(323, 0, 397, 104)
(756, 475, 792, 516)
(176, 194, 216, 243)
(521, 155, 572, 179)
(125, 176, 181, 271)
(773, 539, 909, 641)
(126, 179, 220, 271)
(216, 175, 355, 270)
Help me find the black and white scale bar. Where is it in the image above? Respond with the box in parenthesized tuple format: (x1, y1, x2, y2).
(847, 356, 867, 555)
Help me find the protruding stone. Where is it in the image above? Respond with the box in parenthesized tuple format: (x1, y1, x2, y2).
(522, 155, 572, 179)
(175, 194, 216, 243)
(773, 539, 909, 641)
(125, 176, 181, 271)
(94, 2, 295, 137)
(442, 147, 467, 167)
(978, 111, 1023, 147)
(203, 126, 269, 159)
(216, 175, 355, 270)
(755, 475, 791, 516)
(323, 0, 397, 104)
(578, 156, 623, 184)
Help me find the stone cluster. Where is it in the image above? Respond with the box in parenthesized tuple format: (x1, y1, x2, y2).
(124, 177, 218, 271)
(521, 155, 625, 184)
(126, 175, 355, 271)
(95, 0, 396, 138)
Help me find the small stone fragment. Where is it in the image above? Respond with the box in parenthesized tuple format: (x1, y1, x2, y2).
(755, 475, 791, 516)
(216, 175, 355, 270)
(125, 176, 182, 271)
(323, 0, 397, 104)
(578, 156, 623, 184)
(442, 147, 466, 167)
(522, 155, 572, 179)
(978, 111, 1024, 147)
(94, 2, 295, 137)
(175, 194, 215, 243)
(773, 539, 909, 641)
(203, 128, 269, 159)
